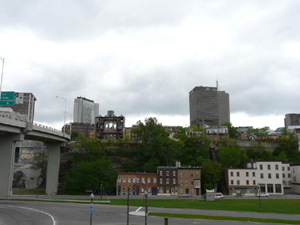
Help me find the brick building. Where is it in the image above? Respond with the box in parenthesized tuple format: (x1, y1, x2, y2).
(117, 172, 158, 195)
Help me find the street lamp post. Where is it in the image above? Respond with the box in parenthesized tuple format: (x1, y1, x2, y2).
(66, 112, 72, 140)
(90, 193, 94, 225)
(258, 185, 261, 211)
(142, 181, 148, 225)
(0, 57, 5, 101)
(56, 96, 67, 136)
(127, 185, 130, 225)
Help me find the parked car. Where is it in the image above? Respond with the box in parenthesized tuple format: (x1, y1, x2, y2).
(179, 194, 191, 198)
(215, 193, 224, 199)
(257, 193, 269, 197)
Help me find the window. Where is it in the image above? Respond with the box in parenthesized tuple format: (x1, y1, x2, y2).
(288, 167, 290, 171)
(246, 172, 249, 177)
(154, 178, 157, 183)
(123, 185, 125, 191)
(118, 177, 121, 182)
(283, 174, 285, 178)
(260, 173, 264, 179)
(128, 177, 131, 183)
(173, 179, 176, 184)
(142, 177, 145, 183)
(123, 177, 126, 182)
(147, 177, 151, 183)
(253, 180, 256, 185)
(180, 172, 183, 177)
(237, 172, 240, 177)
(246, 180, 249, 185)
(180, 188, 183, 193)
(288, 174, 291, 178)
(267, 184, 274, 193)
(275, 184, 282, 193)
(231, 180, 234, 185)
(190, 180, 194, 186)
(276, 173, 279, 179)
(137, 177, 140, 183)
(260, 165, 263, 170)
(185, 180, 188, 186)
(275, 165, 279, 170)
(259, 184, 266, 193)
(252, 172, 255, 177)
(185, 172, 188, 177)
(282, 167, 285, 171)
(268, 165, 271, 170)
(133, 177, 136, 183)
(196, 172, 199, 177)
(166, 171, 169, 176)
(160, 171, 162, 176)
(190, 173, 193, 177)
(160, 178, 163, 184)
(180, 180, 183, 186)
(173, 171, 176, 176)
(237, 180, 240, 185)
(268, 173, 271, 179)
(230, 172, 233, 176)
(166, 178, 169, 184)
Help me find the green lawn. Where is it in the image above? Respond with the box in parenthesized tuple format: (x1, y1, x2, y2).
(109, 199, 300, 214)
(149, 212, 300, 224)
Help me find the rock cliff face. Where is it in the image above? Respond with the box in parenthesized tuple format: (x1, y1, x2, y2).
(13, 164, 42, 189)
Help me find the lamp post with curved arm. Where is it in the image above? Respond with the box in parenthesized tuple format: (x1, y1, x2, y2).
(0, 57, 5, 101)
(56, 96, 67, 136)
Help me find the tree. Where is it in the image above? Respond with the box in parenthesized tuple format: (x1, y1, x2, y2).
(201, 160, 223, 190)
(218, 146, 241, 168)
(221, 122, 237, 139)
(64, 157, 116, 194)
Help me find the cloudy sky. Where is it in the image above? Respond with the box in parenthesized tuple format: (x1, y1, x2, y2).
(1, 0, 299, 130)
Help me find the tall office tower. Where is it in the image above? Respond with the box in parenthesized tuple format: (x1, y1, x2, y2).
(189, 86, 230, 127)
(73, 97, 99, 124)
(285, 113, 300, 127)
(0, 92, 36, 123)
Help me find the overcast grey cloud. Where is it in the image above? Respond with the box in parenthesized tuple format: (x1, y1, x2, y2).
(1, 0, 300, 130)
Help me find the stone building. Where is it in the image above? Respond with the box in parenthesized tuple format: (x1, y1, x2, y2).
(95, 110, 125, 141)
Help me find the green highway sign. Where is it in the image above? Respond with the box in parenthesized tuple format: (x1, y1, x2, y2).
(0, 92, 15, 105)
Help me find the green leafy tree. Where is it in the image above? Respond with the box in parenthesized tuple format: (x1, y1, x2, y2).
(64, 157, 116, 194)
(221, 122, 237, 139)
(201, 160, 223, 190)
(218, 146, 241, 168)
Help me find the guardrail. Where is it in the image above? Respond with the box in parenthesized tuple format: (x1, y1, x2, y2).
(33, 122, 62, 133)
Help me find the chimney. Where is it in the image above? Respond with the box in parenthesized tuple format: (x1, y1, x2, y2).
(176, 160, 181, 167)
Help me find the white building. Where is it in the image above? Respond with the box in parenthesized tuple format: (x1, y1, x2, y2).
(73, 97, 99, 124)
(291, 164, 300, 194)
(226, 161, 284, 196)
(282, 163, 292, 188)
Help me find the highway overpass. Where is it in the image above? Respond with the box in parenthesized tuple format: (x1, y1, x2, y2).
(0, 117, 70, 197)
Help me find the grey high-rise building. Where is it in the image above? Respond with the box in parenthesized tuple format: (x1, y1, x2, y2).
(189, 86, 230, 127)
(285, 113, 300, 127)
(73, 97, 99, 124)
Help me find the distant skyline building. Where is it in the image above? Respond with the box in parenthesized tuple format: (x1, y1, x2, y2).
(285, 113, 300, 127)
(0, 92, 36, 123)
(73, 97, 99, 124)
(189, 86, 230, 127)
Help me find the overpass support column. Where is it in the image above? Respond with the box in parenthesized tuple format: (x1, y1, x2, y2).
(45, 142, 63, 195)
(0, 134, 24, 197)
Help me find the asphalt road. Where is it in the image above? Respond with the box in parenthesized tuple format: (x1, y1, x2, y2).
(0, 201, 298, 225)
